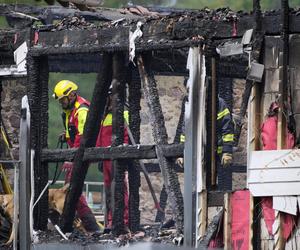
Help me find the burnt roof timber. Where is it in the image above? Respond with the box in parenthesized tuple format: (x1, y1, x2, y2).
(2, 4, 300, 37)
(25, 12, 300, 56)
(0, 4, 142, 23)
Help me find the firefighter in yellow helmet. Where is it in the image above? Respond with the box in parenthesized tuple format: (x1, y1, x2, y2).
(53, 80, 100, 232)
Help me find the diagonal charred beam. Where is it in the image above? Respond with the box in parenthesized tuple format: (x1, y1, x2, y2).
(60, 53, 112, 233)
(128, 66, 141, 232)
(111, 52, 126, 235)
(156, 94, 187, 222)
(137, 53, 184, 234)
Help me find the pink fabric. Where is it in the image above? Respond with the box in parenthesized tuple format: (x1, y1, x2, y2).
(261, 197, 275, 235)
(261, 114, 295, 240)
(261, 116, 295, 150)
(231, 190, 250, 250)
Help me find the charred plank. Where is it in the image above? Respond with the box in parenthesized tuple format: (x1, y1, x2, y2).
(29, 13, 300, 53)
(41, 144, 184, 162)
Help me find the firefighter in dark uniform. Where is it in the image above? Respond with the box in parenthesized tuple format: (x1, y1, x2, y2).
(177, 96, 234, 168)
(216, 96, 234, 167)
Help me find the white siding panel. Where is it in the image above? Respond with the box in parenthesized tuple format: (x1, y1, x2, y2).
(248, 150, 300, 196)
(273, 196, 297, 215)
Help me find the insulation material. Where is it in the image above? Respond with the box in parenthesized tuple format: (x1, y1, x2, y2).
(261, 197, 295, 240)
(261, 116, 295, 150)
(231, 190, 250, 250)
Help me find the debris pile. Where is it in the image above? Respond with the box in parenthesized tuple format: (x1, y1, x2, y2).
(30, 223, 180, 248)
(53, 16, 96, 31)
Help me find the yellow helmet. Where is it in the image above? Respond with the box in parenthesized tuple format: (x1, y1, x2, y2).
(53, 80, 78, 100)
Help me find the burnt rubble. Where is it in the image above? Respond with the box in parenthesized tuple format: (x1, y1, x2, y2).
(1, 223, 180, 249)
(53, 16, 96, 31)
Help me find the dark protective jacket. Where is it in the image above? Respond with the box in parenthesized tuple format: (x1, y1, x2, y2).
(180, 96, 234, 155)
(217, 97, 234, 154)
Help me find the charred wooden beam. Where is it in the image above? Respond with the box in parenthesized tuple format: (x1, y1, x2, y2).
(41, 144, 184, 162)
(111, 52, 126, 236)
(128, 67, 141, 232)
(27, 12, 300, 53)
(27, 54, 49, 230)
(29, 40, 198, 57)
(137, 53, 184, 234)
(156, 93, 187, 223)
(60, 53, 112, 233)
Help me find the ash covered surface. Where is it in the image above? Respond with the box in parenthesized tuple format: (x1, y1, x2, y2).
(46, 6, 249, 32)
(2, 224, 181, 249)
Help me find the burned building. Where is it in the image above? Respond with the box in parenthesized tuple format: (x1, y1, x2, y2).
(1, 0, 300, 249)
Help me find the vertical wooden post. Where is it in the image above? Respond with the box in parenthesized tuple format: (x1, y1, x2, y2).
(248, 1, 263, 248)
(128, 67, 141, 232)
(111, 52, 126, 235)
(27, 54, 49, 230)
(224, 192, 232, 250)
(198, 190, 207, 242)
(274, 1, 289, 249)
(211, 57, 217, 186)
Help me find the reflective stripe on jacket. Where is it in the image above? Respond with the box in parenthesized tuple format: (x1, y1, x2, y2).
(180, 97, 234, 154)
(217, 97, 234, 154)
(63, 95, 90, 148)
